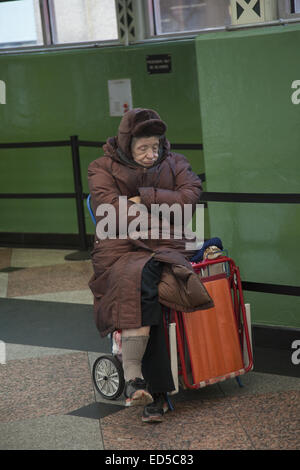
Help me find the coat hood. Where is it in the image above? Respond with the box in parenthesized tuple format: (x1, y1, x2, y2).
(102, 108, 170, 167)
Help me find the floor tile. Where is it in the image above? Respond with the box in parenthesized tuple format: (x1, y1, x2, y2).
(0, 273, 8, 297)
(101, 397, 253, 450)
(6, 261, 93, 297)
(219, 371, 300, 397)
(0, 248, 12, 270)
(228, 390, 300, 449)
(0, 298, 109, 355)
(69, 402, 125, 420)
(12, 289, 94, 304)
(0, 414, 103, 450)
(10, 248, 76, 268)
(5, 343, 83, 361)
(0, 352, 95, 423)
(0, 267, 26, 273)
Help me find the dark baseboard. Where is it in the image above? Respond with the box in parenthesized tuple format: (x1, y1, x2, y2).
(252, 324, 300, 378)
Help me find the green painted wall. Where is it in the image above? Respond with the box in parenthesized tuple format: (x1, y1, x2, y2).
(195, 24, 300, 328)
(0, 39, 206, 236)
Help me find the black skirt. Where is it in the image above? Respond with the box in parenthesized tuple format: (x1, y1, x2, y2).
(140, 258, 175, 394)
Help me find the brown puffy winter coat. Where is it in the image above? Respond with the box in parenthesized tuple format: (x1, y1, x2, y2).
(88, 108, 204, 337)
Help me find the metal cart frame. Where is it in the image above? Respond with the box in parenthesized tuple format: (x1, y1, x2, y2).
(93, 255, 253, 399)
(164, 255, 253, 393)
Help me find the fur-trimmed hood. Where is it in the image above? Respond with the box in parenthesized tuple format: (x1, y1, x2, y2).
(102, 108, 170, 167)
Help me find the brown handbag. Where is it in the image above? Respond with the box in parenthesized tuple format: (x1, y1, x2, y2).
(158, 263, 214, 312)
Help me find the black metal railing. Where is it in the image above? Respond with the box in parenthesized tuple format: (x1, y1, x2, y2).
(0, 136, 299, 297)
(0, 137, 204, 251)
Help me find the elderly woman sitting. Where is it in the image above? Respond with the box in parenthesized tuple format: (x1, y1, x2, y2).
(88, 108, 203, 423)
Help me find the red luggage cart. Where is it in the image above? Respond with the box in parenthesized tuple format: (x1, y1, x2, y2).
(165, 255, 253, 393)
(93, 255, 253, 399)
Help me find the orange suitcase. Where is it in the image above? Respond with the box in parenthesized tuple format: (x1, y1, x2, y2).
(172, 257, 253, 390)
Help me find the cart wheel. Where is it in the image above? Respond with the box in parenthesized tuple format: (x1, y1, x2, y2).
(93, 355, 125, 400)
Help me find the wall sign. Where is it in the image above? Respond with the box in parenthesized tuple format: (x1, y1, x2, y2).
(108, 79, 133, 116)
(146, 54, 172, 74)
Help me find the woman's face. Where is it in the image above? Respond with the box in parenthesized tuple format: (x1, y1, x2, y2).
(131, 136, 160, 167)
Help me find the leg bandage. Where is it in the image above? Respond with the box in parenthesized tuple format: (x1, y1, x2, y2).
(121, 335, 149, 382)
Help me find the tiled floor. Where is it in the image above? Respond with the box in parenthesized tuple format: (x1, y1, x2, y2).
(0, 247, 299, 450)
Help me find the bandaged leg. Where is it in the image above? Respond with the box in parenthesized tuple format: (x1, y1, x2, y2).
(122, 327, 150, 381)
(122, 327, 152, 406)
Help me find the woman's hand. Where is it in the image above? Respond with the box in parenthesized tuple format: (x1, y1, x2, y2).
(128, 196, 141, 204)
